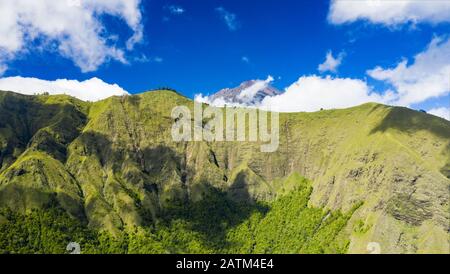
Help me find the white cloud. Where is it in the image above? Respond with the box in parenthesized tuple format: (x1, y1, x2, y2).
(260, 75, 385, 112)
(134, 55, 164, 64)
(197, 36, 450, 114)
(318, 51, 344, 73)
(0, 0, 143, 74)
(216, 7, 240, 31)
(238, 76, 274, 103)
(428, 107, 450, 121)
(367, 37, 450, 106)
(195, 74, 392, 113)
(242, 56, 250, 63)
(328, 0, 450, 26)
(197, 34, 450, 114)
(0, 76, 129, 101)
(195, 94, 229, 108)
(166, 5, 185, 15)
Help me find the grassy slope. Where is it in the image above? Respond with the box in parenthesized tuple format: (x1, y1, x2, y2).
(0, 89, 449, 253)
(277, 104, 450, 253)
(0, 174, 356, 254)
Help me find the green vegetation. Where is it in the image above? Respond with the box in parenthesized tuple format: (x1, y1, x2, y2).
(0, 89, 449, 253)
(0, 177, 354, 254)
(0, 207, 97, 254)
(226, 178, 358, 254)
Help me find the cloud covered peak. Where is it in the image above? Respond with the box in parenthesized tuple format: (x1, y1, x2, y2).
(196, 76, 280, 107)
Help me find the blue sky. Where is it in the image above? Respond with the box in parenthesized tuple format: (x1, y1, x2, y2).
(0, 0, 449, 119)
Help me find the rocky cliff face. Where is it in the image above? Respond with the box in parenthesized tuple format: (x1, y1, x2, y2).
(0, 89, 448, 253)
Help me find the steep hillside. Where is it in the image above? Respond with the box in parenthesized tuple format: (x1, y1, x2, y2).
(0, 89, 448, 254)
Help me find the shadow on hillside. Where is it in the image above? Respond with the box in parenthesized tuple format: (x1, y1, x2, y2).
(370, 106, 450, 139)
(366, 103, 387, 116)
(162, 177, 269, 251)
(75, 132, 184, 175)
(0, 92, 88, 169)
(370, 107, 450, 179)
(440, 144, 450, 179)
(0, 92, 268, 251)
(74, 131, 268, 251)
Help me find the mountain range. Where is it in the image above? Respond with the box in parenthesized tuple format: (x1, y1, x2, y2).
(0, 88, 449, 254)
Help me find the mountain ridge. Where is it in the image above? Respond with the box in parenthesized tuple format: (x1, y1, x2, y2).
(0, 89, 449, 253)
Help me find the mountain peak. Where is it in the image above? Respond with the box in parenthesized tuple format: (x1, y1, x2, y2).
(209, 77, 281, 105)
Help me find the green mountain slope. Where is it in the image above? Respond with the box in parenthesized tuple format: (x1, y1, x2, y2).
(0, 89, 448, 254)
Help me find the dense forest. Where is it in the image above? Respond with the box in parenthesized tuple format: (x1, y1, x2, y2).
(0, 177, 356, 254)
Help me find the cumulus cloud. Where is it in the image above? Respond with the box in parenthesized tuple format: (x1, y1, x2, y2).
(195, 73, 394, 113)
(196, 74, 388, 112)
(328, 0, 450, 26)
(216, 7, 240, 31)
(0, 0, 143, 74)
(197, 36, 450, 114)
(198, 33, 449, 114)
(0, 76, 129, 101)
(318, 51, 344, 73)
(428, 107, 450, 121)
(260, 75, 385, 112)
(367, 36, 450, 106)
(238, 76, 274, 103)
(195, 94, 227, 108)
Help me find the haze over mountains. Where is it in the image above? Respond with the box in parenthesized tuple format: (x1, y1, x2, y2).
(0, 88, 449, 254)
